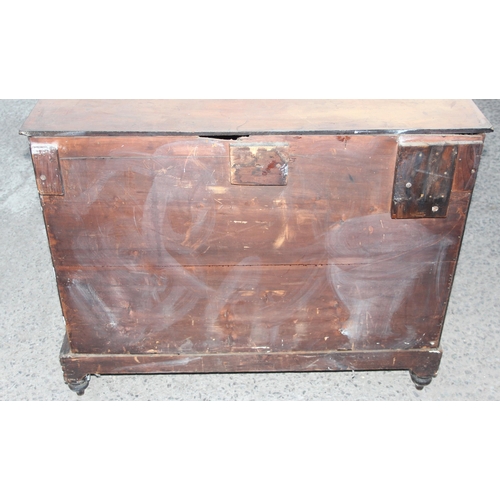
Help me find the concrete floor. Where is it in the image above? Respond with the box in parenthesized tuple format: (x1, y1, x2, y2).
(1, 99, 499, 401)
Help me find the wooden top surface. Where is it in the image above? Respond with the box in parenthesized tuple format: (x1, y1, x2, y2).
(20, 99, 493, 136)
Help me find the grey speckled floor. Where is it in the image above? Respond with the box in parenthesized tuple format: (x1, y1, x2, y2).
(1, 99, 499, 401)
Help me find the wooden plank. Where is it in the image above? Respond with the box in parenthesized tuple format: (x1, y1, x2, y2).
(30, 133, 487, 159)
(20, 100, 493, 136)
(39, 134, 396, 266)
(56, 252, 456, 355)
(40, 185, 468, 269)
(452, 142, 484, 192)
(31, 135, 229, 159)
(60, 339, 443, 382)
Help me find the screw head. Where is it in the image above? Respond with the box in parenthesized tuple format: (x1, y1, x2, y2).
(40, 174, 47, 181)
(432, 205, 439, 212)
(405, 182, 412, 188)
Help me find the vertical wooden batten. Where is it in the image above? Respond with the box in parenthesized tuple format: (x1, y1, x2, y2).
(30, 142, 64, 196)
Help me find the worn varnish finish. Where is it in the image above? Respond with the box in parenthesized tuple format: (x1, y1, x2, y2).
(21, 100, 492, 394)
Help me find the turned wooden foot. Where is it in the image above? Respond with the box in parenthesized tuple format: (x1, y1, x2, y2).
(410, 371, 433, 390)
(66, 374, 91, 396)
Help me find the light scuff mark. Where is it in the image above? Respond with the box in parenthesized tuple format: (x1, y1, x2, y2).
(326, 212, 453, 343)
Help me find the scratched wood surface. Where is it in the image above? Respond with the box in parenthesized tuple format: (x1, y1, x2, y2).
(37, 135, 471, 267)
(20, 100, 492, 136)
(60, 332, 443, 382)
(56, 259, 457, 355)
(29, 134, 482, 363)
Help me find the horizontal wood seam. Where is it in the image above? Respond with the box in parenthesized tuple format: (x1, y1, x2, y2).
(54, 260, 459, 272)
(61, 347, 442, 359)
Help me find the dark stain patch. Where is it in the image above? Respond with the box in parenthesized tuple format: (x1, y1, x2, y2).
(264, 160, 278, 175)
(337, 136, 351, 149)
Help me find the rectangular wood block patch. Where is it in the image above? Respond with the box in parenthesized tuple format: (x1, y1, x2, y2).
(230, 142, 289, 186)
(30, 143, 64, 196)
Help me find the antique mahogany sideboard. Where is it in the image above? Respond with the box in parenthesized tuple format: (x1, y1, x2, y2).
(20, 100, 492, 395)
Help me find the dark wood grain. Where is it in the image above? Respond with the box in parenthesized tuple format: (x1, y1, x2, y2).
(392, 135, 484, 219)
(20, 100, 493, 136)
(392, 143, 457, 218)
(452, 142, 484, 191)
